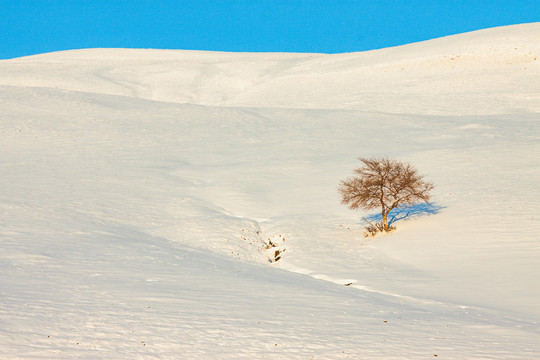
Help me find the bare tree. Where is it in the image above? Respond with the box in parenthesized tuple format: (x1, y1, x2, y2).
(339, 157, 434, 233)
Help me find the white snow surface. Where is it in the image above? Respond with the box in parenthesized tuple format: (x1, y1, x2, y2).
(1, 23, 539, 359)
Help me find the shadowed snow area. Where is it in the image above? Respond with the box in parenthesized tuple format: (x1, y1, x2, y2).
(1, 24, 539, 358)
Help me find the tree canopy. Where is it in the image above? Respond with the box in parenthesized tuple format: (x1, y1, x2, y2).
(339, 157, 434, 232)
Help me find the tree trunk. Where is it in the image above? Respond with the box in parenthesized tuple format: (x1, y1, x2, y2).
(382, 209, 389, 232)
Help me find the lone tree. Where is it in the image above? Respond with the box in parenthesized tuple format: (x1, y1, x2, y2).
(339, 157, 434, 234)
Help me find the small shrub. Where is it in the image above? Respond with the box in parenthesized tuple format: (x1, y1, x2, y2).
(363, 220, 395, 237)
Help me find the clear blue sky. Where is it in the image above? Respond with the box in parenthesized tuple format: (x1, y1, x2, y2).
(1, 0, 538, 59)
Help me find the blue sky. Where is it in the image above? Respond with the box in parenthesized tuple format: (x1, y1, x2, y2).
(1, 0, 538, 59)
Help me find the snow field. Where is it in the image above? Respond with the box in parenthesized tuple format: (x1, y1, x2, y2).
(1, 23, 539, 358)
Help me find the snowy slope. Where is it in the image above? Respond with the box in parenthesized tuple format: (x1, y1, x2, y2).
(1, 23, 539, 359)
(1, 23, 539, 115)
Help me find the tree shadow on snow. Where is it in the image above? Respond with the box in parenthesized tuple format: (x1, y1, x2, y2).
(364, 203, 444, 226)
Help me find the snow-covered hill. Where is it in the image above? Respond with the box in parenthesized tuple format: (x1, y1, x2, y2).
(1, 23, 539, 359)
(2, 23, 539, 115)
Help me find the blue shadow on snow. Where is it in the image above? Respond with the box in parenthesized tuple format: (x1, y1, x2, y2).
(364, 202, 444, 226)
